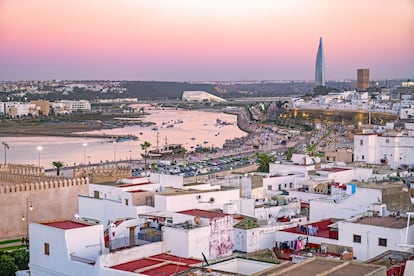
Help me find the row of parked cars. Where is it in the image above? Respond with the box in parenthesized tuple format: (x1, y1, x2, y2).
(132, 156, 255, 177)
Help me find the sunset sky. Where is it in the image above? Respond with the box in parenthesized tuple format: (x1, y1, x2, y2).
(0, 0, 413, 81)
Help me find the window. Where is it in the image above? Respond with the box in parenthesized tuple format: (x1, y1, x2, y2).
(386, 139, 389, 144)
(360, 140, 363, 146)
(267, 185, 272, 191)
(93, 191, 99, 199)
(362, 155, 365, 160)
(278, 184, 282, 190)
(353, 234, 361, 243)
(289, 183, 293, 188)
(44, 243, 50, 255)
(378, 238, 387, 247)
(125, 199, 129, 206)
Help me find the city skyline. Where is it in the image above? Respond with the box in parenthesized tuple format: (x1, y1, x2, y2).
(0, 0, 413, 82)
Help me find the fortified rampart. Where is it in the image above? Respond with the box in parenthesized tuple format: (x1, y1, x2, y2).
(74, 165, 131, 183)
(0, 164, 89, 240)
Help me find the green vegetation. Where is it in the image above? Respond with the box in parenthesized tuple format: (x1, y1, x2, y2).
(285, 147, 296, 161)
(307, 129, 332, 155)
(140, 141, 151, 174)
(0, 239, 20, 245)
(255, 153, 275, 173)
(52, 161, 64, 176)
(0, 249, 29, 275)
(234, 218, 261, 229)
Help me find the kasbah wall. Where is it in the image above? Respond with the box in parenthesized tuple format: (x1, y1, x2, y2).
(0, 164, 89, 240)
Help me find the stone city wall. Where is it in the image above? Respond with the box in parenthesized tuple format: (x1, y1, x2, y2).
(0, 166, 89, 240)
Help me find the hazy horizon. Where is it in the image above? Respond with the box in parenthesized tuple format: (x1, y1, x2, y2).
(1, 0, 413, 82)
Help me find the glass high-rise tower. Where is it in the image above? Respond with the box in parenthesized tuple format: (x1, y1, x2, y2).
(315, 37, 325, 87)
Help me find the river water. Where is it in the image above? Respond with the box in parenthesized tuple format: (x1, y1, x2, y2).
(0, 106, 247, 169)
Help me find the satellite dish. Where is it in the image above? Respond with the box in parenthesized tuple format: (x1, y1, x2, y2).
(194, 216, 202, 226)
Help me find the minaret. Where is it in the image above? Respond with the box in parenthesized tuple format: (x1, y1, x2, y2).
(315, 37, 325, 87)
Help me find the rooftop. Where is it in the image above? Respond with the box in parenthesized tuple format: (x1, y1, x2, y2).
(109, 253, 201, 275)
(42, 220, 92, 230)
(118, 182, 151, 188)
(318, 167, 352, 173)
(280, 219, 338, 239)
(178, 209, 229, 219)
(351, 216, 414, 229)
(265, 257, 384, 276)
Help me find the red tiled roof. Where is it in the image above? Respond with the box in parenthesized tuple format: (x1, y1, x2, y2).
(128, 189, 148, 193)
(319, 167, 351, 172)
(110, 259, 159, 272)
(119, 182, 151, 187)
(141, 263, 191, 275)
(280, 219, 337, 239)
(109, 254, 201, 274)
(150, 253, 201, 265)
(178, 209, 229, 219)
(42, 220, 90, 230)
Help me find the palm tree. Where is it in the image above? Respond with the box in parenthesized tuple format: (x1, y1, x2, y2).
(2, 142, 9, 165)
(286, 146, 296, 161)
(140, 141, 151, 175)
(52, 161, 64, 176)
(255, 153, 275, 173)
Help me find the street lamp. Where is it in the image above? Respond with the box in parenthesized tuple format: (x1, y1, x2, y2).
(113, 141, 117, 163)
(37, 146, 43, 167)
(21, 198, 33, 245)
(2, 142, 9, 165)
(83, 143, 88, 164)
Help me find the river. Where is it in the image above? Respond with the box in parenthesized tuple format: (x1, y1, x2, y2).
(0, 106, 248, 169)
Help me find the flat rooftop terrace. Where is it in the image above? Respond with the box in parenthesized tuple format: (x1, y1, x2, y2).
(42, 220, 92, 230)
(353, 216, 414, 229)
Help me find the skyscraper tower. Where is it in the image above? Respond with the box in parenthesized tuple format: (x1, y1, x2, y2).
(315, 37, 325, 87)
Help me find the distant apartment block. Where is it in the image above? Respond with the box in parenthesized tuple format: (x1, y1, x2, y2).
(52, 100, 91, 114)
(357, 69, 370, 91)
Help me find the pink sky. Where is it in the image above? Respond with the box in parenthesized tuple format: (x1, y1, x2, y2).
(0, 0, 413, 81)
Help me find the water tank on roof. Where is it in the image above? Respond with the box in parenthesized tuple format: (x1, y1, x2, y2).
(346, 183, 356, 195)
(223, 203, 237, 214)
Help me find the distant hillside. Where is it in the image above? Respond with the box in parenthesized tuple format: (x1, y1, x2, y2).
(122, 81, 218, 100)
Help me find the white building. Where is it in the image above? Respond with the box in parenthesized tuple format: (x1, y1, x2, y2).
(309, 184, 382, 222)
(54, 100, 91, 113)
(182, 91, 225, 103)
(163, 209, 233, 260)
(154, 187, 240, 212)
(0, 101, 38, 117)
(337, 214, 414, 260)
(354, 133, 414, 169)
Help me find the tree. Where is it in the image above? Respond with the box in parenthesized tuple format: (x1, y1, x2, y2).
(2, 142, 9, 165)
(0, 254, 18, 276)
(8, 249, 29, 270)
(255, 153, 275, 173)
(140, 141, 151, 175)
(286, 146, 296, 161)
(52, 161, 64, 176)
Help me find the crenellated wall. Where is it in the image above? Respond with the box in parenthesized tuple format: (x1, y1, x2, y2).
(74, 165, 131, 183)
(0, 164, 89, 240)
